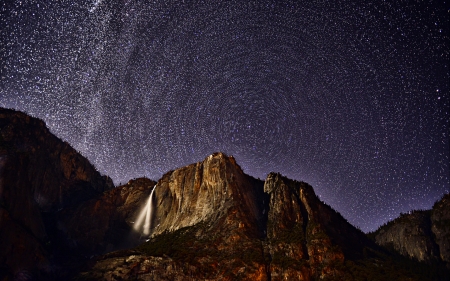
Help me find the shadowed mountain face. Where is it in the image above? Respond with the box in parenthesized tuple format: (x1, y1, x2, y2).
(264, 173, 373, 278)
(0, 109, 151, 279)
(0, 108, 111, 279)
(1, 108, 448, 281)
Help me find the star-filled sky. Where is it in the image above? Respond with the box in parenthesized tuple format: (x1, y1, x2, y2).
(1, 0, 448, 232)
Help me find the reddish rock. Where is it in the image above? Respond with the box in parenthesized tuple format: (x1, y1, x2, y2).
(151, 152, 265, 239)
(264, 173, 366, 280)
(80, 155, 380, 281)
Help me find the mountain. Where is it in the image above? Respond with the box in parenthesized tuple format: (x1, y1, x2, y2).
(370, 193, 450, 267)
(80, 154, 448, 281)
(0, 108, 152, 279)
(0, 108, 448, 280)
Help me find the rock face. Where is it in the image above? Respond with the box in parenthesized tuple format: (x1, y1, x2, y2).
(81, 154, 386, 281)
(431, 194, 450, 265)
(0, 108, 114, 279)
(373, 211, 438, 262)
(372, 193, 450, 267)
(151, 152, 265, 238)
(81, 154, 447, 280)
(1, 108, 448, 280)
(264, 173, 371, 280)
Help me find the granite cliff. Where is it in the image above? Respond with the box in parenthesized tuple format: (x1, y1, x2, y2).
(1, 108, 448, 280)
(80, 154, 447, 281)
(83, 153, 365, 280)
(371, 193, 450, 268)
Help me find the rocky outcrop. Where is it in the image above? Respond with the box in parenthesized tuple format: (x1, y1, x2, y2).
(0, 108, 114, 279)
(372, 193, 450, 267)
(2, 108, 447, 280)
(141, 152, 269, 279)
(80, 156, 444, 280)
(431, 194, 450, 264)
(80, 155, 394, 281)
(373, 211, 438, 262)
(264, 173, 374, 280)
(150, 152, 265, 238)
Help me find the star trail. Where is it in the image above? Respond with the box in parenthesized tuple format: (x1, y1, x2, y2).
(1, 0, 448, 232)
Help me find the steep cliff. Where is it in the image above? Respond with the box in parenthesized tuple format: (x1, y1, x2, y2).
(264, 173, 372, 280)
(2, 108, 448, 280)
(372, 193, 450, 267)
(146, 152, 268, 279)
(431, 194, 450, 265)
(80, 154, 441, 281)
(150, 152, 265, 239)
(0, 108, 114, 279)
(372, 210, 439, 262)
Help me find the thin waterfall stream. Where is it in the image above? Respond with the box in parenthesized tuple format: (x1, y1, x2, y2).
(133, 185, 156, 236)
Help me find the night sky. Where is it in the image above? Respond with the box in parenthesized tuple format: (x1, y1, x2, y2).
(1, 0, 448, 232)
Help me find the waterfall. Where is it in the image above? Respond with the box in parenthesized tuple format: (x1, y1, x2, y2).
(133, 185, 156, 236)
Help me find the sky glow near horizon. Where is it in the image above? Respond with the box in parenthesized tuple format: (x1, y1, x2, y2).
(1, 0, 448, 232)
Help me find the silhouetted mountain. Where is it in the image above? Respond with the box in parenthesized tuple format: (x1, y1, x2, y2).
(0, 108, 448, 280)
(0, 108, 149, 279)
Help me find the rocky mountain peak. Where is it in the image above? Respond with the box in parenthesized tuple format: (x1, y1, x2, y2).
(149, 152, 265, 239)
